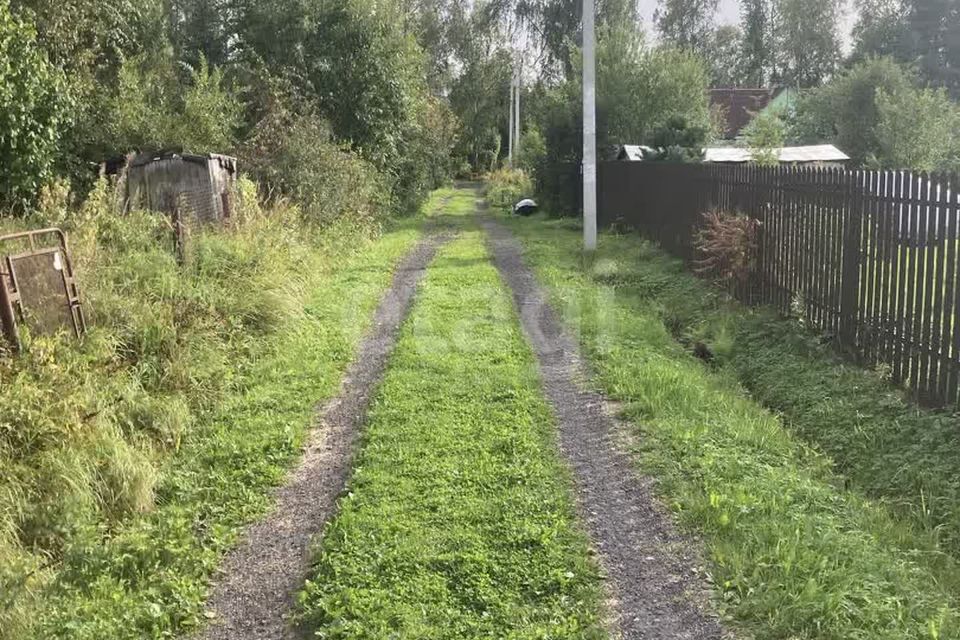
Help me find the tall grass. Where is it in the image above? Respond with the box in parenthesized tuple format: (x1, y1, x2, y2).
(484, 168, 534, 212)
(0, 177, 394, 637)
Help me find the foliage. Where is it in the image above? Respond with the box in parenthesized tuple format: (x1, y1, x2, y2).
(773, 0, 843, 87)
(241, 101, 389, 228)
(299, 220, 606, 638)
(500, 211, 960, 640)
(103, 52, 241, 155)
(791, 57, 915, 165)
(449, 49, 513, 174)
(527, 26, 711, 211)
(654, 0, 719, 54)
(851, 0, 960, 95)
(791, 56, 960, 171)
(0, 178, 423, 639)
(739, 0, 774, 86)
(302, 0, 439, 211)
(485, 168, 534, 211)
(597, 30, 712, 149)
(906, 0, 960, 95)
(516, 127, 547, 174)
(851, 0, 910, 62)
(0, 0, 70, 211)
(707, 25, 743, 87)
(394, 93, 460, 209)
(8, 0, 158, 183)
(649, 116, 709, 162)
(875, 85, 960, 172)
(742, 109, 786, 165)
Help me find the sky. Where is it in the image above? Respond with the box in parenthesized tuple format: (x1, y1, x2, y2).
(636, 0, 858, 51)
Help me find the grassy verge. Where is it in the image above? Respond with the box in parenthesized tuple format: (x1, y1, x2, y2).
(497, 211, 960, 639)
(298, 230, 607, 639)
(1, 184, 433, 639)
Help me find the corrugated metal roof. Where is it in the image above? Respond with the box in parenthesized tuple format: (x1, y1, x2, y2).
(131, 152, 238, 172)
(703, 145, 850, 164)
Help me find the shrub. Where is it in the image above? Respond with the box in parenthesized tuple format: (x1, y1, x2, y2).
(102, 52, 241, 155)
(875, 85, 960, 172)
(516, 127, 547, 174)
(694, 210, 760, 288)
(485, 168, 534, 212)
(0, 0, 71, 211)
(241, 98, 389, 229)
(741, 110, 786, 166)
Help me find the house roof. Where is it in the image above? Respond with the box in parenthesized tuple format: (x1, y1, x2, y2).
(709, 87, 783, 139)
(703, 145, 850, 164)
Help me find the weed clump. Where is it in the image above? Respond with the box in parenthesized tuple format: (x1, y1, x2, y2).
(485, 168, 534, 212)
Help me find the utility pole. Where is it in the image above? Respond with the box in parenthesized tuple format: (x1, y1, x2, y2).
(508, 79, 515, 167)
(582, 0, 597, 252)
(514, 69, 521, 163)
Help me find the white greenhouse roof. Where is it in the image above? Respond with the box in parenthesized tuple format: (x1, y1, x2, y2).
(703, 144, 850, 164)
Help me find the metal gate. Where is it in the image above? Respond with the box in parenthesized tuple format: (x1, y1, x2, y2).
(0, 228, 87, 351)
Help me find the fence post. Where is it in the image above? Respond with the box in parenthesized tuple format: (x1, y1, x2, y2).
(0, 259, 19, 352)
(840, 170, 863, 348)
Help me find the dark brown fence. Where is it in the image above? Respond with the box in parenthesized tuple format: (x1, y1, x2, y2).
(595, 161, 960, 407)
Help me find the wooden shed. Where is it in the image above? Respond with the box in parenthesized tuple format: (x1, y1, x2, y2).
(125, 152, 237, 224)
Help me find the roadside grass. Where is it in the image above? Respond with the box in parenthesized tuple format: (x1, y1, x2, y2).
(298, 231, 607, 639)
(1, 185, 429, 639)
(497, 210, 960, 640)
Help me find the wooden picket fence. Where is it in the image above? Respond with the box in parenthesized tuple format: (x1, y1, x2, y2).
(594, 161, 960, 407)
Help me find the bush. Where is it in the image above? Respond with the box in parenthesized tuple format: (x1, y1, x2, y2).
(241, 98, 389, 229)
(792, 57, 912, 163)
(485, 169, 534, 212)
(742, 110, 786, 166)
(875, 85, 960, 172)
(0, 0, 70, 211)
(694, 210, 760, 288)
(102, 52, 241, 155)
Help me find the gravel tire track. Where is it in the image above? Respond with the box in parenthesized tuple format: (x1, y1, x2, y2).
(194, 232, 452, 640)
(481, 214, 727, 640)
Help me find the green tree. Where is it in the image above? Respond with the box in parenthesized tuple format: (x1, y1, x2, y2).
(905, 0, 960, 94)
(449, 49, 512, 172)
(708, 24, 743, 86)
(399, 0, 471, 94)
(739, 0, 774, 86)
(0, 0, 70, 211)
(792, 57, 914, 164)
(773, 0, 843, 87)
(103, 51, 240, 154)
(543, 26, 712, 157)
(651, 116, 709, 161)
(851, 0, 910, 61)
(167, 0, 233, 67)
(597, 27, 713, 149)
(241, 93, 390, 225)
(743, 110, 785, 165)
(302, 0, 439, 209)
(10, 0, 159, 184)
(655, 0, 719, 53)
(875, 85, 960, 171)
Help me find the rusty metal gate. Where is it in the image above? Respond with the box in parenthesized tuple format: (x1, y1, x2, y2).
(0, 228, 87, 351)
